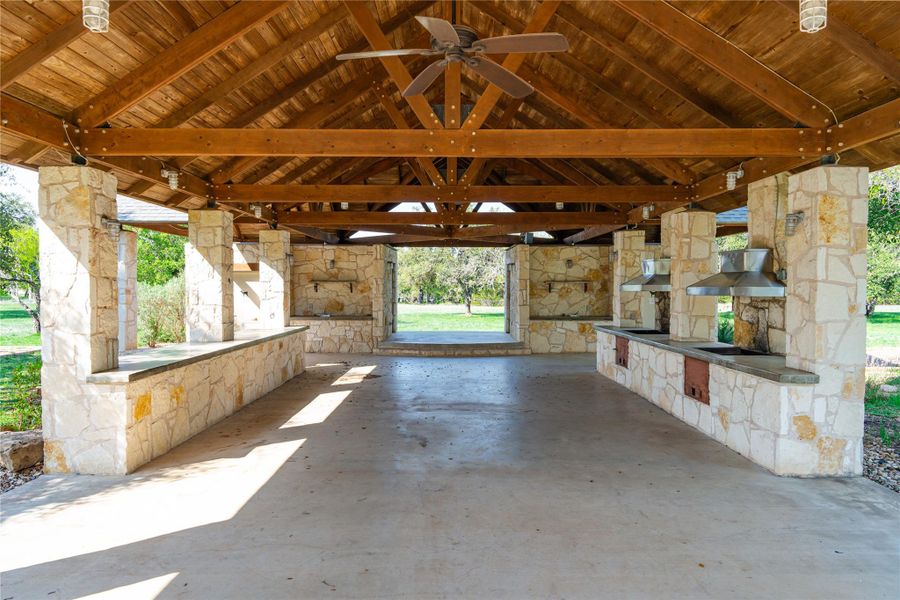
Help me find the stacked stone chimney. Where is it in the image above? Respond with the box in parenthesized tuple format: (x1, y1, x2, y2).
(733, 174, 788, 354)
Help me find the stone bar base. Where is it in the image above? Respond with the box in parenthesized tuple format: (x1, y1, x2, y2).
(290, 317, 374, 353)
(529, 319, 611, 353)
(596, 331, 860, 476)
(46, 329, 306, 475)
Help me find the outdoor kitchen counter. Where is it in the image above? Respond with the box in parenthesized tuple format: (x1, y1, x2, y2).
(593, 324, 818, 384)
(87, 326, 309, 384)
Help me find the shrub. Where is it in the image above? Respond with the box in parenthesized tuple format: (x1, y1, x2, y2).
(0, 356, 42, 431)
(718, 313, 734, 344)
(138, 274, 186, 347)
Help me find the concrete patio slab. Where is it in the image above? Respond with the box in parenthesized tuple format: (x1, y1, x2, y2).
(1, 354, 897, 599)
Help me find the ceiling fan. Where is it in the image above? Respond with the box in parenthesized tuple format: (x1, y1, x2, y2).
(337, 16, 569, 98)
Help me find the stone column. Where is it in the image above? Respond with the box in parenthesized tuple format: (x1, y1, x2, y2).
(781, 165, 868, 476)
(504, 245, 530, 344)
(258, 229, 291, 329)
(669, 210, 717, 342)
(117, 230, 138, 351)
(734, 174, 788, 354)
(612, 230, 653, 327)
(38, 166, 122, 473)
(185, 210, 234, 342)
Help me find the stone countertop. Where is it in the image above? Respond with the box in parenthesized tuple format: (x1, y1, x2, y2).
(593, 325, 818, 385)
(87, 327, 309, 384)
(531, 315, 613, 322)
(290, 315, 373, 321)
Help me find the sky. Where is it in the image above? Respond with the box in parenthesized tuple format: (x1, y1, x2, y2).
(1, 164, 39, 210)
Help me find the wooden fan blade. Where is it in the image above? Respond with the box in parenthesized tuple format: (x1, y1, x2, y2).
(471, 33, 569, 54)
(415, 16, 460, 46)
(403, 60, 448, 96)
(337, 49, 435, 60)
(466, 57, 534, 98)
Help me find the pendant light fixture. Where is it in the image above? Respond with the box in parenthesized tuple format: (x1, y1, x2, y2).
(799, 0, 827, 33)
(82, 0, 110, 33)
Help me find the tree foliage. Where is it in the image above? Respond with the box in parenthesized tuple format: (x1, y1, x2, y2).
(0, 171, 41, 332)
(866, 166, 900, 314)
(136, 228, 186, 285)
(398, 247, 505, 312)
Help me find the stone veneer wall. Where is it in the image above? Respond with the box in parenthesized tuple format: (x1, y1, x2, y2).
(528, 246, 611, 317)
(734, 174, 788, 354)
(185, 210, 234, 343)
(117, 230, 137, 351)
(596, 332, 848, 476)
(121, 333, 305, 472)
(38, 166, 121, 474)
(292, 246, 376, 317)
(669, 211, 717, 342)
(505, 245, 530, 344)
(781, 166, 868, 475)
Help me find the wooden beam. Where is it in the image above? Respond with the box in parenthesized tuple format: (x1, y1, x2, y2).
(555, 4, 742, 127)
(374, 81, 445, 186)
(216, 184, 687, 204)
(344, 1, 443, 130)
(563, 226, 621, 244)
(154, 5, 349, 128)
(516, 65, 693, 184)
(629, 97, 900, 223)
(86, 127, 823, 158)
(464, 0, 561, 130)
(74, 1, 289, 127)
(278, 211, 623, 227)
(612, 0, 828, 126)
(0, 1, 134, 91)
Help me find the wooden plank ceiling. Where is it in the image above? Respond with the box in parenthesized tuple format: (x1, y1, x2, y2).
(1, 0, 898, 245)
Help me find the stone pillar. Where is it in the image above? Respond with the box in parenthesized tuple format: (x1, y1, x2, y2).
(734, 174, 788, 354)
(505, 245, 530, 344)
(258, 229, 291, 329)
(669, 210, 717, 342)
(612, 230, 653, 327)
(185, 210, 234, 342)
(38, 166, 122, 473)
(781, 165, 868, 476)
(117, 230, 138, 351)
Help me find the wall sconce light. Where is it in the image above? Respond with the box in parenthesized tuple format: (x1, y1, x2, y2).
(641, 204, 655, 220)
(725, 166, 744, 191)
(100, 216, 120, 241)
(252, 204, 263, 218)
(82, 0, 110, 32)
(784, 211, 805, 236)
(328, 259, 336, 269)
(160, 168, 179, 190)
(799, 0, 827, 33)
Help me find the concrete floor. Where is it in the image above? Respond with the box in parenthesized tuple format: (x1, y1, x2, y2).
(2, 354, 898, 599)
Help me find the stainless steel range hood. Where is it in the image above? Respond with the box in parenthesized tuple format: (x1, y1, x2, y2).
(687, 249, 785, 297)
(621, 258, 671, 292)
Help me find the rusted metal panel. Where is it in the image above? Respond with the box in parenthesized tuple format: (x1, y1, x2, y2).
(684, 356, 710, 405)
(615, 336, 629, 368)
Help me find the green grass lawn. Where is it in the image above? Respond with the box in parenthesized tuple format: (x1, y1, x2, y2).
(0, 298, 41, 347)
(867, 311, 900, 348)
(397, 303, 505, 331)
